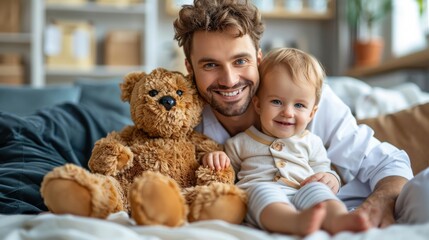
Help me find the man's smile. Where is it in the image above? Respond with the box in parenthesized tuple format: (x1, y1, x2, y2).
(214, 86, 246, 97)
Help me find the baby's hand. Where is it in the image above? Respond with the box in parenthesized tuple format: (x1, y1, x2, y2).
(301, 172, 340, 193)
(202, 151, 231, 171)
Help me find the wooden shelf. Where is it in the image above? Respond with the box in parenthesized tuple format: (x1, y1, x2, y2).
(346, 48, 429, 78)
(260, 9, 334, 20)
(0, 33, 32, 44)
(45, 65, 146, 77)
(45, 2, 148, 14)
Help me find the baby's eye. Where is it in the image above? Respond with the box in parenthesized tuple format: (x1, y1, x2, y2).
(148, 90, 158, 97)
(270, 99, 282, 105)
(294, 103, 305, 109)
(176, 90, 183, 96)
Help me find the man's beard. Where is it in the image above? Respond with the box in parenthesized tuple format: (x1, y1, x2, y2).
(209, 94, 252, 116)
(203, 80, 256, 117)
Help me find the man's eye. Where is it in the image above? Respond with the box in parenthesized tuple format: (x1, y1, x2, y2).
(235, 59, 247, 65)
(148, 90, 158, 97)
(203, 63, 217, 69)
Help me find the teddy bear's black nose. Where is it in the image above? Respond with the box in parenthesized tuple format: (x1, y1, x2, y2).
(159, 96, 176, 111)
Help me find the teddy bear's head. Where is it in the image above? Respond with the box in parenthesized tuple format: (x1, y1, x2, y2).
(120, 68, 204, 139)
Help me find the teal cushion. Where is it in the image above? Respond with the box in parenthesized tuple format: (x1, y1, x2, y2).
(75, 79, 131, 120)
(0, 85, 81, 116)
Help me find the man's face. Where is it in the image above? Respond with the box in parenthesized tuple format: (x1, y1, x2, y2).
(186, 29, 261, 117)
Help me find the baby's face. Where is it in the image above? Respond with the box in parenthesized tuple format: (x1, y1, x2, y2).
(253, 65, 317, 139)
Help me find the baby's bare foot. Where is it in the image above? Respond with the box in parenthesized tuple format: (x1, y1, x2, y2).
(295, 203, 326, 236)
(327, 211, 370, 235)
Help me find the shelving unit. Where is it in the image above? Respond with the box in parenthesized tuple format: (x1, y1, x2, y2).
(0, 0, 43, 86)
(44, 0, 158, 85)
(0, 0, 158, 86)
(165, 0, 335, 20)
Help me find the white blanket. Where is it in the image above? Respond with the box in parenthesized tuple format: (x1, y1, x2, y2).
(326, 77, 429, 119)
(1, 212, 429, 240)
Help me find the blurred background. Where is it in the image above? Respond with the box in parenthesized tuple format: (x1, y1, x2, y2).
(0, 0, 427, 91)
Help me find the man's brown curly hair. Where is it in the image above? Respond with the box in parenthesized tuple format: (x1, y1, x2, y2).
(173, 0, 265, 63)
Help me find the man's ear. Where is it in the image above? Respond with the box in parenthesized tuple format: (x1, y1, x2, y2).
(185, 59, 193, 75)
(257, 48, 263, 65)
(310, 105, 318, 119)
(253, 96, 262, 115)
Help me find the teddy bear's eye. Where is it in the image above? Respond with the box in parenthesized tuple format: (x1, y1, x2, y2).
(176, 90, 183, 96)
(148, 90, 158, 97)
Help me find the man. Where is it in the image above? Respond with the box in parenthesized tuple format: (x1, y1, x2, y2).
(173, 0, 428, 227)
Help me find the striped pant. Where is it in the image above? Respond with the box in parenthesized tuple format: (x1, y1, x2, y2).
(244, 181, 341, 229)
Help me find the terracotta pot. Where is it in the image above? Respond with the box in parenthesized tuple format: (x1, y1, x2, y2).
(353, 39, 384, 67)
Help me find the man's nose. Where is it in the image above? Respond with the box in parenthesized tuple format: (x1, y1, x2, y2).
(218, 66, 239, 87)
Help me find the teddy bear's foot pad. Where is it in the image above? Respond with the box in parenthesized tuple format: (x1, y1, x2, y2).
(130, 172, 187, 227)
(192, 194, 246, 224)
(43, 179, 92, 216)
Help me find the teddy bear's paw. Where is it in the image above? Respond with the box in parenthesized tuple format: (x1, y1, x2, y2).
(89, 141, 133, 175)
(41, 164, 125, 218)
(42, 178, 92, 216)
(196, 165, 235, 185)
(130, 171, 188, 227)
(187, 183, 247, 224)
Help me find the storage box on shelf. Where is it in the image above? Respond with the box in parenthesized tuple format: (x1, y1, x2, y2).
(0, 54, 24, 85)
(0, 0, 21, 33)
(44, 20, 96, 69)
(104, 30, 141, 66)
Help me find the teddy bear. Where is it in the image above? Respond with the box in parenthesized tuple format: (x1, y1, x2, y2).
(40, 68, 247, 226)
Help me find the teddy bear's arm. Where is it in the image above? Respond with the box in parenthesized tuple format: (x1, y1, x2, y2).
(88, 129, 134, 176)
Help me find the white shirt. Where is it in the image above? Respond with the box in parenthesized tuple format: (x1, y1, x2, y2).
(225, 126, 340, 190)
(195, 84, 414, 209)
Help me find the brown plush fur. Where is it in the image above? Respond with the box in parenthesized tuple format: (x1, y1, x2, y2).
(40, 68, 247, 227)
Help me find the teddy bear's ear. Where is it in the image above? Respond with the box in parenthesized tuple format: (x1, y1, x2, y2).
(120, 72, 146, 102)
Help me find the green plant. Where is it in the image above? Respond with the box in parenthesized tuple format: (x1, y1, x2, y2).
(415, 0, 427, 16)
(347, 0, 392, 40)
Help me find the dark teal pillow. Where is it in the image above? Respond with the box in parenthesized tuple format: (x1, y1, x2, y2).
(75, 79, 131, 120)
(0, 85, 81, 116)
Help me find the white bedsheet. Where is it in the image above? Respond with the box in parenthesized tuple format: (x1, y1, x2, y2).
(1, 212, 428, 240)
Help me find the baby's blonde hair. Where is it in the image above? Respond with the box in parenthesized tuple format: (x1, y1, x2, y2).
(258, 48, 325, 105)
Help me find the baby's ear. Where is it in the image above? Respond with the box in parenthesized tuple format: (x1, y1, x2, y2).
(120, 72, 146, 102)
(252, 96, 262, 115)
(310, 105, 318, 119)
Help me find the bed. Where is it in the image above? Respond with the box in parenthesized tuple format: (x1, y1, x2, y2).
(1, 77, 429, 239)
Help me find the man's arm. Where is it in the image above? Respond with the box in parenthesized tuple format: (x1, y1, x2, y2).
(308, 84, 413, 227)
(356, 176, 408, 227)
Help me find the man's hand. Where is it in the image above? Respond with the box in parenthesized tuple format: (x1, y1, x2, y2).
(202, 151, 230, 171)
(300, 172, 340, 193)
(355, 176, 408, 228)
